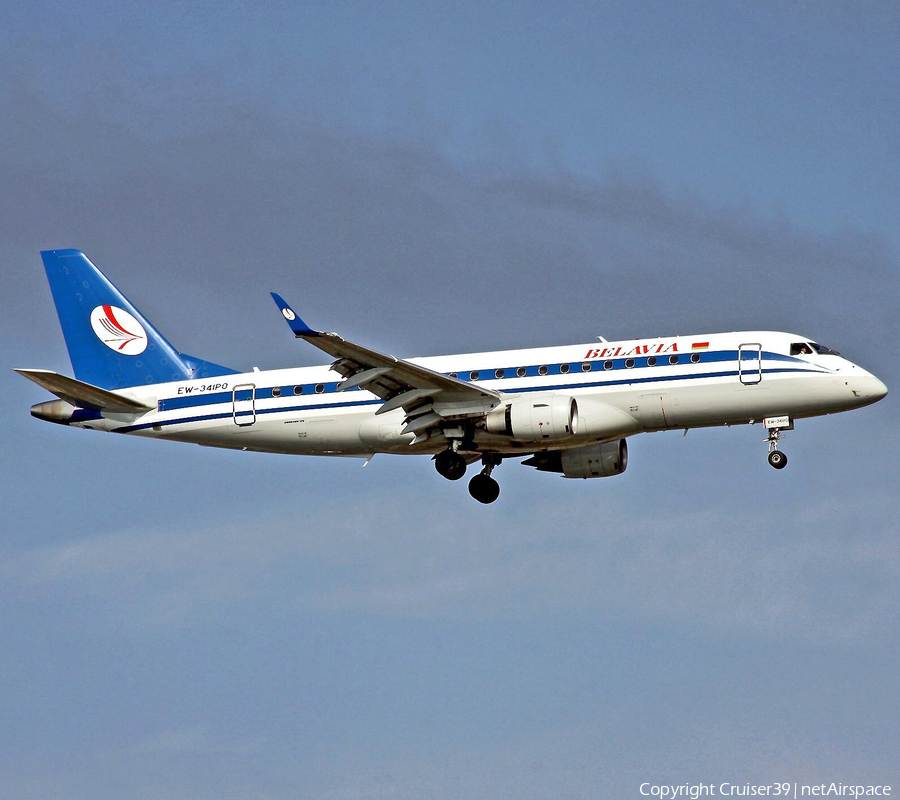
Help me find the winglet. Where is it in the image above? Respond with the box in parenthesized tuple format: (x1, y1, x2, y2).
(270, 292, 318, 337)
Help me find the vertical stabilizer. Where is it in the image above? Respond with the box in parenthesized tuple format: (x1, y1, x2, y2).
(41, 250, 236, 390)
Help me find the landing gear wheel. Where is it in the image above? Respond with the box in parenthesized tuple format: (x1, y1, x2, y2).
(767, 450, 788, 469)
(435, 449, 467, 481)
(468, 473, 500, 504)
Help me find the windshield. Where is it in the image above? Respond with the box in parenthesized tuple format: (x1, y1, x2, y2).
(790, 342, 813, 355)
(810, 343, 841, 356)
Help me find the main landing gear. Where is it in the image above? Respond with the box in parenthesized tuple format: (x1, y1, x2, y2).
(434, 447, 501, 504)
(434, 447, 467, 481)
(468, 454, 501, 505)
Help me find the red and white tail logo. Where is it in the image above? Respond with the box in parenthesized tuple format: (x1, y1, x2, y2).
(90, 305, 148, 355)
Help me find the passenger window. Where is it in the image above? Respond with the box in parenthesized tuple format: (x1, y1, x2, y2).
(293, 385, 303, 395)
(559, 364, 570, 374)
(625, 358, 635, 368)
(669, 355, 678, 365)
(470, 371, 479, 381)
(603, 360, 613, 370)
(647, 356, 656, 366)
(538, 365, 548, 375)
(449, 372, 457, 378)
(272, 387, 282, 397)
(516, 367, 527, 377)
(494, 368, 504, 379)
(581, 362, 591, 372)
(315, 383, 324, 393)
(690, 353, 700, 363)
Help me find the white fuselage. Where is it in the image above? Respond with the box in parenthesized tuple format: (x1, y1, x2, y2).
(71, 331, 886, 458)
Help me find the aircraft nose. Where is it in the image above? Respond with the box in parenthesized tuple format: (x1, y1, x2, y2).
(857, 375, 888, 403)
(869, 376, 888, 401)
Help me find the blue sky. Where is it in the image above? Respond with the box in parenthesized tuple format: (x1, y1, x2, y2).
(2, 2, 898, 797)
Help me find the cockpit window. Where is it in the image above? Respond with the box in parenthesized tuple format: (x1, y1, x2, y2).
(811, 343, 841, 356)
(790, 342, 813, 355)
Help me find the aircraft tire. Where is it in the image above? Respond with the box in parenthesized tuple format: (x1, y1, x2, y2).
(767, 450, 788, 469)
(435, 450, 467, 481)
(468, 473, 500, 504)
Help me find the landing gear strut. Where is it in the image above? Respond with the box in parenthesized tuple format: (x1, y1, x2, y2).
(434, 445, 467, 481)
(765, 424, 788, 469)
(468, 454, 501, 504)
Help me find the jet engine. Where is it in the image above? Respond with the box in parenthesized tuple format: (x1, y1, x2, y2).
(523, 439, 628, 479)
(485, 393, 577, 441)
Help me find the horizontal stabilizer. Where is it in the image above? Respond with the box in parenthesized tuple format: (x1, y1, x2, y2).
(14, 369, 154, 412)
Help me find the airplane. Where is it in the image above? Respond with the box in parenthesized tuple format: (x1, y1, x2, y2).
(17, 249, 888, 504)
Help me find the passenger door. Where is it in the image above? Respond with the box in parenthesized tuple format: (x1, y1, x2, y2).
(232, 383, 257, 426)
(738, 343, 762, 385)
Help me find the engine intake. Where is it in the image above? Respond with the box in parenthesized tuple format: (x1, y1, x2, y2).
(485, 393, 577, 442)
(524, 439, 628, 479)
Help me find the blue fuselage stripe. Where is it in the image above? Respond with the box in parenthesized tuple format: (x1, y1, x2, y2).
(158, 349, 812, 412)
(120, 356, 827, 434)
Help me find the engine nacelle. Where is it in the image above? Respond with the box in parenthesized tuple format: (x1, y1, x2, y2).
(485, 393, 578, 442)
(524, 439, 628, 479)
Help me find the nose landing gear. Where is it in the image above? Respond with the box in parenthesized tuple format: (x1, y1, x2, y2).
(468, 454, 501, 504)
(764, 416, 791, 469)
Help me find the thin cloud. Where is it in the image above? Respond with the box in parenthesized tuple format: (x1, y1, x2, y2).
(4, 485, 896, 644)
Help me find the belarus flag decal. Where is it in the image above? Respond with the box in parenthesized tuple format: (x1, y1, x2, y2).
(691, 342, 710, 350)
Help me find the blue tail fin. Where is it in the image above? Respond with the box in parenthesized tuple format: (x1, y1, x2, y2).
(41, 250, 238, 390)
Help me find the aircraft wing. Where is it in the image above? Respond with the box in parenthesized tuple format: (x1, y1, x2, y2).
(271, 293, 501, 437)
